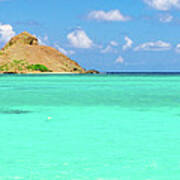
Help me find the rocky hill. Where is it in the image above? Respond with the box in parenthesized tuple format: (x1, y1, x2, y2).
(0, 32, 86, 73)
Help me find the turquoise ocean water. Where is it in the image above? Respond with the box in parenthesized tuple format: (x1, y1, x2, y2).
(0, 74, 180, 180)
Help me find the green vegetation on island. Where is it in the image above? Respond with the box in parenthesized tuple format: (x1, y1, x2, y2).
(27, 64, 51, 72)
(0, 59, 51, 73)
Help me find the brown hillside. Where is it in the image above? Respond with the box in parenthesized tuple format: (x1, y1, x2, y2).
(0, 32, 85, 73)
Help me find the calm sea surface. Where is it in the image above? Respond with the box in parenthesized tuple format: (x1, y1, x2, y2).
(0, 74, 180, 180)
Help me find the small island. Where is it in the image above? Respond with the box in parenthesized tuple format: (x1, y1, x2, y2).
(0, 32, 99, 74)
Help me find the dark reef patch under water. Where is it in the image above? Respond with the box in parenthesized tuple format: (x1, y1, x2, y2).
(0, 109, 32, 114)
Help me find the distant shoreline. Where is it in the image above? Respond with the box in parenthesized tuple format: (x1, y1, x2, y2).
(2, 72, 180, 75)
(0, 72, 99, 75)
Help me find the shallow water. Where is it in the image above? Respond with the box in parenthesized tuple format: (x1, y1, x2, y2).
(0, 74, 180, 180)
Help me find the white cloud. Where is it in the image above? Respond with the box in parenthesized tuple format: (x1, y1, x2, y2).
(115, 56, 124, 64)
(144, 0, 180, 10)
(101, 45, 114, 53)
(134, 40, 171, 51)
(101, 41, 118, 53)
(0, 23, 15, 44)
(175, 43, 180, 52)
(110, 41, 118, 46)
(55, 44, 75, 56)
(87, 10, 130, 22)
(123, 36, 133, 50)
(159, 14, 173, 22)
(37, 35, 48, 45)
(67, 29, 93, 48)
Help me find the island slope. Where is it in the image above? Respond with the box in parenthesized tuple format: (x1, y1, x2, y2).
(0, 32, 86, 73)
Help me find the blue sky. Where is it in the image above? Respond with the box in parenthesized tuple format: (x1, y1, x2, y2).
(1, 0, 180, 71)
